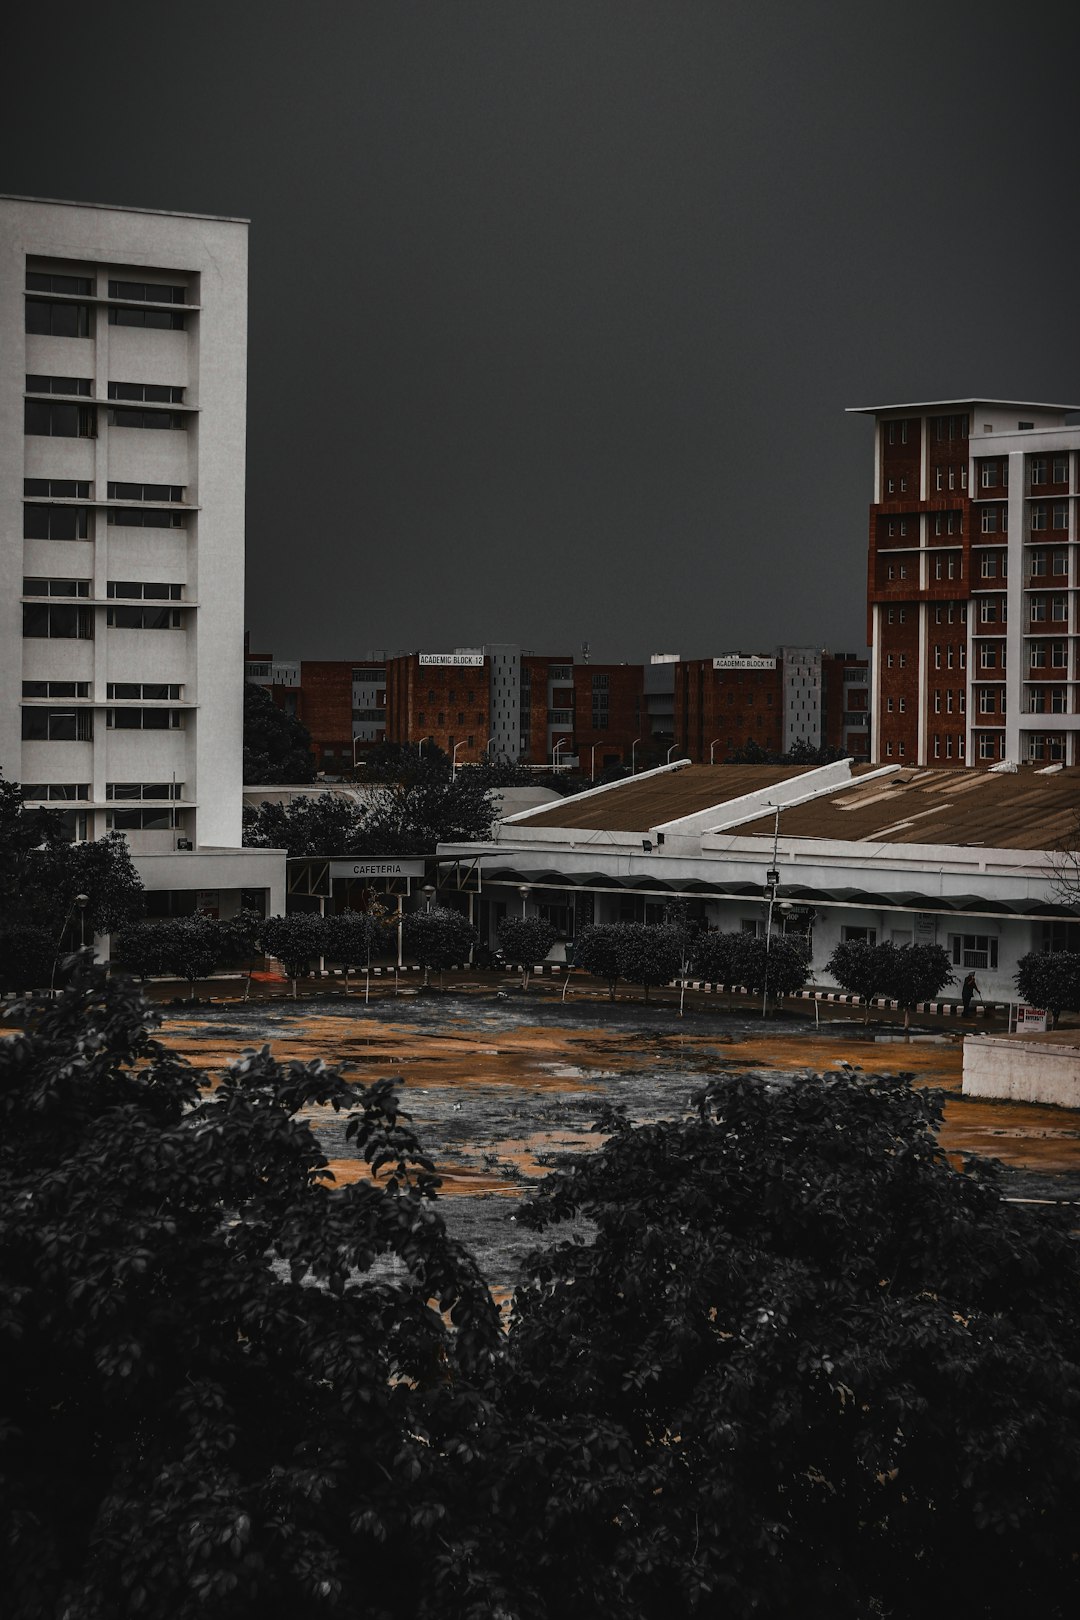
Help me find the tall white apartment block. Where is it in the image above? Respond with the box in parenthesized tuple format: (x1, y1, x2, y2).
(1, 196, 284, 918)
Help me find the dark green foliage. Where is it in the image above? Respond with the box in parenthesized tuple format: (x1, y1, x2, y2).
(242, 790, 360, 856)
(242, 681, 317, 784)
(1015, 949, 1080, 1028)
(882, 942, 954, 1027)
(111, 919, 172, 979)
(735, 931, 810, 1000)
(153, 915, 223, 998)
(261, 912, 326, 985)
(324, 909, 383, 983)
(610, 921, 685, 1002)
(573, 923, 630, 1000)
(0, 963, 500, 1619)
(726, 739, 849, 766)
(497, 916, 558, 986)
(243, 778, 494, 858)
(0, 924, 56, 996)
(827, 937, 893, 1021)
(0, 773, 144, 943)
(402, 904, 478, 985)
(504, 1069, 1080, 1618)
(690, 929, 746, 985)
(361, 740, 452, 784)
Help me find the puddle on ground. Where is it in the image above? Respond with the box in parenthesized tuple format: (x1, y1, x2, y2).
(152, 994, 1080, 1284)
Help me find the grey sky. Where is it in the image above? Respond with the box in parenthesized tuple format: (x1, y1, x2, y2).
(6, 2, 1079, 663)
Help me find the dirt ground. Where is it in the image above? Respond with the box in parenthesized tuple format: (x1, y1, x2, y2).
(155, 986, 1080, 1287)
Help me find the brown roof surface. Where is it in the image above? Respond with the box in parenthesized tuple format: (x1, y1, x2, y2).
(735, 767, 1080, 851)
(512, 765, 820, 833)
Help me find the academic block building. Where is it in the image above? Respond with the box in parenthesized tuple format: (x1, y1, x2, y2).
(852, 397, 1080, 766)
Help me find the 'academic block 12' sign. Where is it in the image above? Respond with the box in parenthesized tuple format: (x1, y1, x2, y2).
(418, 653, 485, 667)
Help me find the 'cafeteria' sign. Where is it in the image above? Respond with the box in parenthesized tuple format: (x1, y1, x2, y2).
(713, 655, 777, 670)
(418, 653, 485, 667)
(330, 859, 426, 880)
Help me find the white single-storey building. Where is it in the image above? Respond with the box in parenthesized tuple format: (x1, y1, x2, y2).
(436, 759, 1080, 1003)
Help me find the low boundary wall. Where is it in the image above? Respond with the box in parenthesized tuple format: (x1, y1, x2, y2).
(963, 1033, 1080, 1109)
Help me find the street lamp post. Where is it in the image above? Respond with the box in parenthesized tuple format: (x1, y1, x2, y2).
(762, 802, 781, 1017)
(422, 883, 435, 912)
(590, 742, 597, 782)
(552, 738, 571, 769)
(709, 739, 722, 764)
(518, 885, 530, 917)
(51, 892, 90, 993)
(666, 743, 679, 764)
(631, 737, 642, 774)
(486, 734, 497, 759)
(451, 740, 466, 779)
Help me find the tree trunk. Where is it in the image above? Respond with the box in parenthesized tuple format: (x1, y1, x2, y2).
(643, 983, 650, 1004)
(609, 979, 616, 1002)
(903, 1005, 911, 1029)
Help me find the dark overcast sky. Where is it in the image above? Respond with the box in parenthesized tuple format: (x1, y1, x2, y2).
(6, 2, 1080, 663)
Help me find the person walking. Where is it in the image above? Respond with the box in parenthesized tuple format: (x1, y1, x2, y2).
(961, 972, 980, 1017)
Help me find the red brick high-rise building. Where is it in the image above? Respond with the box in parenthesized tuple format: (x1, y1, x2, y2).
(850, 397, 1080, 765)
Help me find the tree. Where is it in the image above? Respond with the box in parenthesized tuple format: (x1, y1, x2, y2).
(881, 942, 954, 1028)
(574, 923, 629, 1001)
(611, 922, 685, 1004)
(324, 908, 385, 993)
(261, 912, 327, 996)
(0, 924, 55, 997)
(217, 908, 267, 999)
(0, 775, 144, 942)
(0, 961, 501, 1620)
(361, 740, 451, 785)
(155, 914, 224, 1001)
(498, 916, 558, 988)
(111, 919, 172, 980)
(242, 681, 317, 784)
(725, 737, 771, 764)
(402, 904, 477, 987)
(502, 1069, 1080, 1618)
(243, 791, 363, 856)
(736, 931, 810, 1005)
(826, 937, 894, 1022)
(690, 929, 745, 987)
(1015, 949, 1080, 1029)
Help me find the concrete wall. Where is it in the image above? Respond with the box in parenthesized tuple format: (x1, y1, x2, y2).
(963, 1033, 1080, 1109)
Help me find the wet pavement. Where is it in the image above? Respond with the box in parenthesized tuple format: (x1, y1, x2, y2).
(155, 989, 1080, 1287)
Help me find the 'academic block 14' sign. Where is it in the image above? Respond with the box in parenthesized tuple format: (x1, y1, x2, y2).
(712, 655, 777, 670)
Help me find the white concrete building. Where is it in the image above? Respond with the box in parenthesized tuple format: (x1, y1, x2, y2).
(1, 195, 284, 920)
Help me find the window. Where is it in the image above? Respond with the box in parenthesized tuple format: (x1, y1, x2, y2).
(26, 270, 92, 295)
(934, 645, 942, 669)
(22, 603, 92, 639)
(947, 646, 954, 668)
(980, 463, 997, 489)
(934, 690, 942, 713)
(108, 305, 186, 330)
(885, 743, 893, 756)
(1053, 502, 1068, 530)
(1052, 688, 1067, 714)
(1029, 550, 1047, 577)
(24, 400, 96, 437)
(107, 481, 185, 502)
(1029, 689, 1046, 714)
(21, 708, 93, 741)
(1030, 458, 1047, 486)
(1052, 596, 1067, 622)
(980, 645, 997, 669)
(898, 742, 906, 756)
(105, 680, 183, 699)
(1052, 641, 1068, 669)
(979, 735, 995, 759)
(106, 581, 182, 601)
(106, 808, 180, 831)
(26, 374, 92, 397)
(1027, 597, 1044, 622)
(886, 653, 894, 668)
(1030, 643, 1046, 669)
(108, 381, 184, 404)
(106, 606, 182, 629)
(898, 653, 906, 667)
(23, 504, 90, 540)
(108, 279, 187, 304)
(933, 734, 941, 757)
(958, 690, 965, 713)
(107, 782, 184, 800)
(841, 926, 877, 944)
(945, 735, 953, 757)
(20, 783, 89, 801)
(107, 406, 185, 430)
(25, 299, 90, 337)
(898, 608, 906, 623)
(1053, 550, 1068, 576)
(886, 697, 894, 712)
(949, 934, 998, 970)
(1031, 504, 1047, 531)
(107, 708, 184, 730)
(23, 578, 90, 597)
(898, 697, 906, 713)
(959, 644, 966, 669)
(980, 554, 997, 578)
(107, 508, 185, 528)
(1052, 456, 1068, 483)
(22, 681, 90, 699)
(980, 509, 998, 534)
(25, 478, 91, 500)
(979, 689, 995, 714)
(946, 690, 953, 713)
